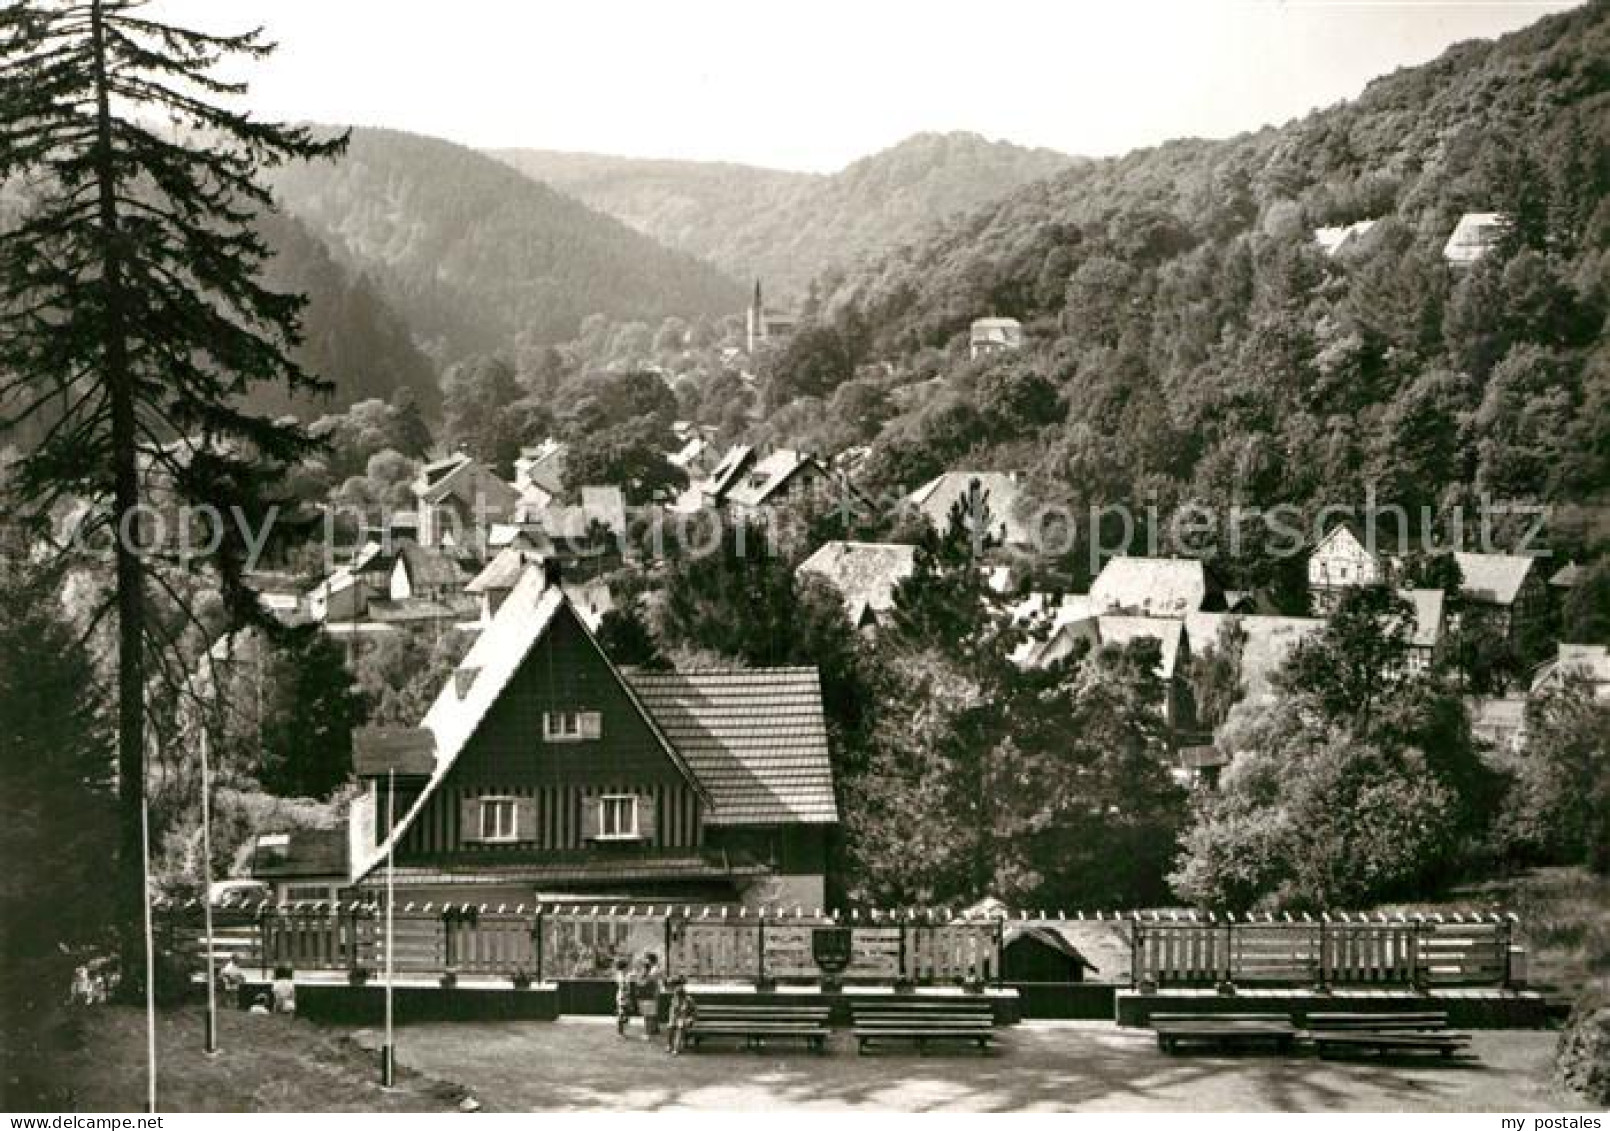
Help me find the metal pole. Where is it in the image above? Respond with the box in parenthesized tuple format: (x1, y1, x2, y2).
(141, 783, 158, 1113)
(381, 768, 396, 1088)
(199, 727, 219, 1055)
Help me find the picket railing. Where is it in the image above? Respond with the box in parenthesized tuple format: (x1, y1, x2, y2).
(1131, 914, 1514, 990)
(162, 902, 1516, 991)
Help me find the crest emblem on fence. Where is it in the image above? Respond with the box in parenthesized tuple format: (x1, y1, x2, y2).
(811, 926, 853, 973)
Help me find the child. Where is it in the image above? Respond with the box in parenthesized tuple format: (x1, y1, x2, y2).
(613, 956, 636, 1037)
(665, 978, 697, 1056)
(270, 966, 296, 1015)
(218, 955, 246, 1010)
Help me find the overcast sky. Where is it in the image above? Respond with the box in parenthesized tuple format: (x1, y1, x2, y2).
(146, 0, 1579, 173)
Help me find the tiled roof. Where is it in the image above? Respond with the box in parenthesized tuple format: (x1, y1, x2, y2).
(1089, 556, 1220, 616)
(466, 545, 542, 594)
(1313, 219, 1377, 256)
(624, 668, 839, 826)
(1184, 613, 1325, 701)
(907, 471, 1031, 546)
(796, 541, 917, 624)
(1453, 552, 1537, 607)
(1092, 615, 1186, 679)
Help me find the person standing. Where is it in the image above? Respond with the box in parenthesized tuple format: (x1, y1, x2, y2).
(613, 957, 636, 1037)
(637, 953, 663, 1039)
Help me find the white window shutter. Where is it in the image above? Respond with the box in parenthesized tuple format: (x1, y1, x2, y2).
(580, 711, 602, 739)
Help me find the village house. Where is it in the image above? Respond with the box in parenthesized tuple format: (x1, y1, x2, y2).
(723, 449, 838, 517)
(412, 452, 520, 550)
(1530, 642, 1610, 700)
(514, 439, 567, 499)
(795, 540, 918, 631)
(248, 829, 350, 906)
(1442, 211, 1507, 266)
(1399, 587, 1448, 674)
(1307, 521, 1391, 613)
(1015, 608, 1191, 730)
(1088, 555, 1228, 617)
(969, 316, 1023, 359)
(1182, 613, 1327, 704)
(906, 471, 1034, 549)
(346, 565, 838, 908)
(1452, 551, 1548, 643)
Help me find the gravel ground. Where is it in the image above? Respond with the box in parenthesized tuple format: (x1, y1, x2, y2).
(363, 1017, 1595, 1113)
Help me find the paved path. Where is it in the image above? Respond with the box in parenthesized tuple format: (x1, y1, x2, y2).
(363, 1018, 1589, 1112)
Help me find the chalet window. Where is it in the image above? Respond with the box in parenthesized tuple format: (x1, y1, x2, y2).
(543, 710, 602, 742)
(597, 794, 639, 840)
(479, 797, 518, 842)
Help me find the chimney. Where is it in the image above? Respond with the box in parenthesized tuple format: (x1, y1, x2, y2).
(454, 666, 480, 700)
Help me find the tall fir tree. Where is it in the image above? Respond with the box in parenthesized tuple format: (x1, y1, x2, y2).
(0, 1, 345, 974)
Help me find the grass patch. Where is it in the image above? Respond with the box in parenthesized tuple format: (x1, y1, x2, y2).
(3, 1003, 471, 1112)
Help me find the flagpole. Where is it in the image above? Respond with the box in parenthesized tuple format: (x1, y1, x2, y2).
(381, 767, 396, 1088)
(141, 781, 158, 1113)
(200, 725, 218, 1055)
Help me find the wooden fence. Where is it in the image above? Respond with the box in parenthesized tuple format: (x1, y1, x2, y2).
(163, 903, 1516, 991)
(1131, 914, 1515, 990)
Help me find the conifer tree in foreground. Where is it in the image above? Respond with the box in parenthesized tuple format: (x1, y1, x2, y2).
(0, 0, 345, 977)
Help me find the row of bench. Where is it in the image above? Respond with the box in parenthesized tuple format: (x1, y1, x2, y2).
(1150, 1011, 1472, 1059)
(684, 999, 997, 1055)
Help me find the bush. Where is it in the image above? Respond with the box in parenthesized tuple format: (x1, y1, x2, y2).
(1555, 982, 1610, 1106)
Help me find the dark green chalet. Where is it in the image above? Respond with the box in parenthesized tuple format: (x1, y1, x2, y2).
(349, 565, 837, 907)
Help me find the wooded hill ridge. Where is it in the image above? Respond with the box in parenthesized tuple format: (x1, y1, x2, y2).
(265, 128, 747, 366)
(754, 1, 1610, 568)
(494, 131, 1077, 301)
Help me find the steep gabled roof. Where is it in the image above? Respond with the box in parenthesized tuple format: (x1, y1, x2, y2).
(1443, 212, 1506, 264)
(352, 569, 707, 881)
(1453, 552, 1538, 607)
(724, 449, 821, 508)
(624, 668, 838, 826)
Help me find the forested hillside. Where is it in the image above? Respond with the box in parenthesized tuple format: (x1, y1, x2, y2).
(269, 129, 746, 364)
(766, 2, 1608, 571)
(254, 210, 441, 419)
(495, 132, 1076, 300)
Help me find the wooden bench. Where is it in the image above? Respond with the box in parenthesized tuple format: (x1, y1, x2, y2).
(685, 1004, 832, 1053)
(850, 998, 996, 1055)
(1306, 1012, 1472, 1060)
(1150, 1012, 1300, 1054)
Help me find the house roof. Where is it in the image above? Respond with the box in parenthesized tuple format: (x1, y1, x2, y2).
(906, 471, 1031, 545)
(1453, 552, 1537, 607)
(702, 445, 755, 503)
(1532, 643, 1610, 694)
(1089, 556, 1219, 617)
(1398, 588, 1446, 650)
(250, 829, 348, 880)
(413, 453, 519, 511)
(1092, 615, 1186, 679)
(1549, 562, 1584, 589)
(1313, 219, 1377, 256)
(394, 542, 467, 590)
(1183, 613, 1327, 701)
(669, 436, 711, 470)
(1443, 212, 1506, 264)
(724, 449, 821, 509)
(466, 545, 540, 594)
(515, 440, 567, 496)
(796, 541, 917, 625)
(624, 668, 839, 827)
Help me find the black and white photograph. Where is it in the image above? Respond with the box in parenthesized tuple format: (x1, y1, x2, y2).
(1, 0, 1607, 1117)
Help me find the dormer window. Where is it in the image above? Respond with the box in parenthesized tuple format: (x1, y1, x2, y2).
(543, 710, 601, 742)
